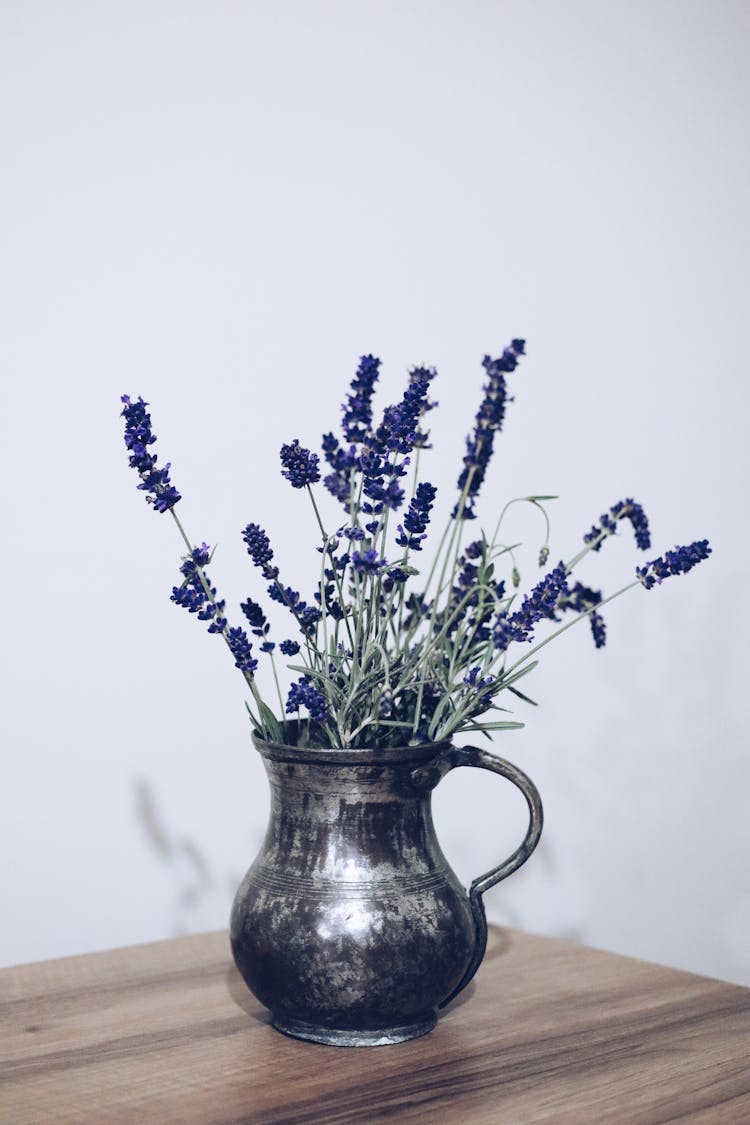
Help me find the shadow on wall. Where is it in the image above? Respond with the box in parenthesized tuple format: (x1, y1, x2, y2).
(134, 778, 243, 936)
(483, 834, 586, 949)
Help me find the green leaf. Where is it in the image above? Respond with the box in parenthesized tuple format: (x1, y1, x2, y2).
(506, 685, 538, 706)
(461, 721, 525, 732)
(496, 660, 539, 690)
(244, 699, 262, 733)
(525, 495, 559, 502)
(257, 701, 283, 743)
(286, 665, 347, 702)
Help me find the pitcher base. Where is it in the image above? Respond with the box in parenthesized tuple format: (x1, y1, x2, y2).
(271, 1011, 437, 1047)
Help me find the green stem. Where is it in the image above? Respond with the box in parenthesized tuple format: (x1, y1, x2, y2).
(410, 464, 478, 735)
(307, 484, 355, 650)
(268, 651, 285, 720)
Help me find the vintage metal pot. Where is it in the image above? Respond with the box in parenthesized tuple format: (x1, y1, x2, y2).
(230, 733, 543, 1046)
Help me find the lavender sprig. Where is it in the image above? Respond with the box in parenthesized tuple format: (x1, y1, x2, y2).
(342, 354, 381, 442)
(636, 540, 712, 589)
(584, 499, 651, 552)
(280, 440, 321, 489)
(557, 582, 607, 648)
(121, 395, 181, 512)
(286, 677, 330, 722)
(493, 562, 569, 651)
(453, 340, 525, 520)
(351, 549, 388, 577)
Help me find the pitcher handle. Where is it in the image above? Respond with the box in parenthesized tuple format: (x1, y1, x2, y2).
(435, 744, 543, 1007)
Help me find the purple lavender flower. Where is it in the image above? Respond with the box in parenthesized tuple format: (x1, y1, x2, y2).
(300, 605, 322, 631)
(241, 597, 274, 651)
(464, 667, 495, 708)
(351, 549, 389, 576)
(286, 677, 329, 722)
(171, 544, 228, 632)
(265, 580, 322, 636)
(396, 482, 437, 550)
(280, 439, 321, 489)
(240, 597, 265, 632)
(342, 355, 381, 442)
(584, 499, 651, 552)
(178, 542, 211, 574)
(242, 523, 322, 635)
(453, 341, 525, 520)
(441, 543, 495, 636)
(493, 561, 568, 650)
(636, 540, 711, 590)
(407, 366, 438, 449)
(320, 356, 383, 507)
(242, 523, 274, 570)
(355, 365, 437, 519)
(589, 612, 606, 648)
(226, 626, 258, 675)
(268, 581, 302, 611)
(121, 395, 181, 513)
(558, 581, 607, 648)
(171, 582, 205, 614)
(279, 639, 300, 656)
(382, 566, 409, 594)
(314, 580, 341, 620)
(376, 366, 436, 457)
(386, 566, 409, 584)
(321, 433, 356, 507)
(323, 466, 351, 505)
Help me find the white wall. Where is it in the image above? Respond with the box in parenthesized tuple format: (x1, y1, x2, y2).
(1, 0, 748, 986)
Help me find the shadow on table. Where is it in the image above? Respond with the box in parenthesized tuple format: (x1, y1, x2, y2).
(224, 967, 272, 1027)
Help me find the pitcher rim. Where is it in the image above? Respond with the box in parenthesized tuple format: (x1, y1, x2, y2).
(251, 730, 451, 766)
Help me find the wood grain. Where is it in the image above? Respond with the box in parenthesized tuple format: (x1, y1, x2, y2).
(1, 927, 748, 1123)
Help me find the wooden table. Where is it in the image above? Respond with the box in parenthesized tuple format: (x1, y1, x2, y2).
(1, 927, 748, 1123)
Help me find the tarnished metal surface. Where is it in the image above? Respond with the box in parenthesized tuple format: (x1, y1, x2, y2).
(230, 734, 543, 1047)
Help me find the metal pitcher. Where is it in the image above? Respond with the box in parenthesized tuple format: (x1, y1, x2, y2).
(230, 733, 543, 1046)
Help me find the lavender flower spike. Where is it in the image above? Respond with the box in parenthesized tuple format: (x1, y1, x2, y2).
(558, 581, 607, 648)
(280, 440, 321, 489)
(170, 544, 228, 635)
(454, 340, 525, 520)
(226, 626, 258, 675)
(241, 597, 274, 652)
(493, 561, 568, 651)
(286, 677, 330, 722)
(342, 354, 381, 443)
(396, 481, 437, 550)
(242, 523, 276, 575)
(636, 540, 711, 589)
(351, 549, 389, 576)
(121, 395, 181, 513)
(584, 498, 651, 552)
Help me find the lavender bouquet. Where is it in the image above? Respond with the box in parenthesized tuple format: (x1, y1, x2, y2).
(121, 341, 710, 749)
